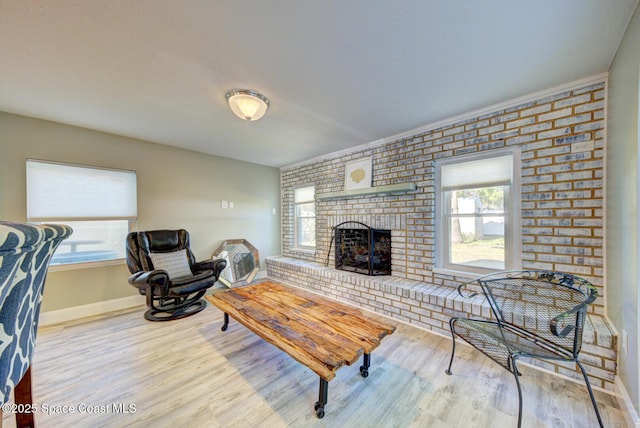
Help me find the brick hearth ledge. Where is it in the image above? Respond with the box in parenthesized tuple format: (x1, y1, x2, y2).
(266, 255, 618, 391)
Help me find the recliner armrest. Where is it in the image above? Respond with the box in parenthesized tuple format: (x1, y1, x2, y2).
(128, 270, 170, 294)
(193, 259, 227, 279)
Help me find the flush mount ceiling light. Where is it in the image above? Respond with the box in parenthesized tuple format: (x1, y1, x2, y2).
(225, 89, 270, 121)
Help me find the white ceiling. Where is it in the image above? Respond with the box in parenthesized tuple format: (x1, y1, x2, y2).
(0, 1, 637, 168)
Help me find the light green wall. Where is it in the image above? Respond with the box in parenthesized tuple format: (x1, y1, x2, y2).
(607, 4, 640, 415)
(0, 111, 281, 312)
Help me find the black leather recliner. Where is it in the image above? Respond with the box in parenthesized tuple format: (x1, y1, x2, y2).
(126, 229, 227, 321)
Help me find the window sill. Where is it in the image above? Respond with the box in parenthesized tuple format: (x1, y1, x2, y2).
(432, 267, 494, 280)
(291, 247, 316, 255)
(433, 265, 520, 280)
(49, 258, 125, 272)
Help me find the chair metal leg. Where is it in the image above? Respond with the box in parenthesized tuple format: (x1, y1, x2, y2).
(445, 318, 457, 375)
(576, 360, 604, 428)
(511, 355, 523, 428)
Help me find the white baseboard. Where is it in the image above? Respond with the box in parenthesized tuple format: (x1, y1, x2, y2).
(616, 376, 640, 428)
(39, 295, 143, 326)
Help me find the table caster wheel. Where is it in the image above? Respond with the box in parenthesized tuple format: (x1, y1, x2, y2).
(221, 324, 228, 332)
(360, 366, 369, 378)
(314, 403, 325, 419)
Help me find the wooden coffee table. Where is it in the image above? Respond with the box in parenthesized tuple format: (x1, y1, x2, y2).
(205, 280, 396, 418)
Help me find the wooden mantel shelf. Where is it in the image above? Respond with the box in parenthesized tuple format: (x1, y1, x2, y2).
(315, 183, 417, 200)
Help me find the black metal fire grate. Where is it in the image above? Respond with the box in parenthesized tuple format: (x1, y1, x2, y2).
(330, 221, 391, 276)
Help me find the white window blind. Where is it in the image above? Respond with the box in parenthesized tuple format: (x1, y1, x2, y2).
(27, 159, 137, 221)
(294, 186, 315, 203)
(441, 154, 512, 191)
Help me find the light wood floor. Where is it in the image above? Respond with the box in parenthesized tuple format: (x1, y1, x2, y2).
(2, 302, 628, 428)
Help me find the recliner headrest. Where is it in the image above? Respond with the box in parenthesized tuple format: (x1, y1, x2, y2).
(138, 230, 188, 252)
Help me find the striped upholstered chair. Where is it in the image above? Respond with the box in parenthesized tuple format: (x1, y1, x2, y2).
(0, 222, 72, 428)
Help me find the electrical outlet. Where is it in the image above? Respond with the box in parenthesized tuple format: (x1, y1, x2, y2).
(229, 201, 234, 209)
(221, 200, 228, 209)
(622, 330, 628, 356)
(272, 208, 277, 215)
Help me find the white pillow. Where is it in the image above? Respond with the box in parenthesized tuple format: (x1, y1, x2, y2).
(148, 250, 193, 280)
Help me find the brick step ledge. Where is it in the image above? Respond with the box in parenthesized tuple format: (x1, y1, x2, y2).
(266, 255, 618, 391)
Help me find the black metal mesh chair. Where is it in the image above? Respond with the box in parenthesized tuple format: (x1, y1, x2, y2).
(445, 270, 603, 428)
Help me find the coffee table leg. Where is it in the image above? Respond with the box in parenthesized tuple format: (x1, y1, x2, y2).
(221, 312, 229, 331)
(314, 378, 328, 419)
(360, 353, 370, 377)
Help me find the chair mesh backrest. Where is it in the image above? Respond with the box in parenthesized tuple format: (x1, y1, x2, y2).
(479, 271, 596, 355)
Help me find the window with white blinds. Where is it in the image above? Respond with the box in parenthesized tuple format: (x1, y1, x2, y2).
(294, 185, 316, 249)
(437, 151, 520, 275)
(440, 154, 513, 191)
(26, 159, 137, 267)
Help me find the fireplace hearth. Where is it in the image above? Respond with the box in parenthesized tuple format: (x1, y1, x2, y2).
(333, 221, 391, 276)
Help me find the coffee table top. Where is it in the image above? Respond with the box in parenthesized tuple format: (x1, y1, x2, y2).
(206, 280, 396, 381)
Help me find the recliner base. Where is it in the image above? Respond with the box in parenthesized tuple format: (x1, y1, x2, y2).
(144, 299, 206, 322)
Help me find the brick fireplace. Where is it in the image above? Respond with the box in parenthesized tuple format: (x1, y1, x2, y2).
(281, 78, 606, 297)
(333, 221, 391, 275)
(274, 78, 615, 390)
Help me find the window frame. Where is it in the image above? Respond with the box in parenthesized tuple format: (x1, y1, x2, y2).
(39, 219, 137, 271)
(26, 159, 138, 270)
(435, 149, 521, 276)
(293, 184, 316, 251)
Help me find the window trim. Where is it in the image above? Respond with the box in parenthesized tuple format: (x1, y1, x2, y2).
(293, 184, 316, 251)
(435, 149, 521, 276)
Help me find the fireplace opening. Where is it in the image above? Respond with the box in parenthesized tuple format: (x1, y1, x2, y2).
(333, 221, 391, 276)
